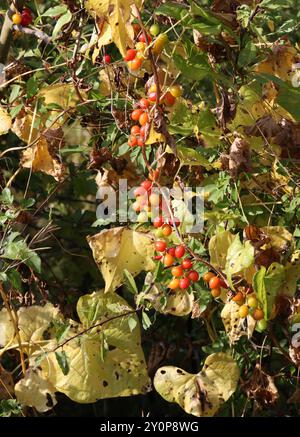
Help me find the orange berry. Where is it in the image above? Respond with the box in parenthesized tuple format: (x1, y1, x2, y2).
(163, 253, 174, 267)
(128, 58, 142, 70)
(211, 288, 221, 298)
(209, 276, 221, 289)
(131, 125, 140, 135)
(232, 291, 244, 303)
(168, 278, 180, 290)
(162, 224, 172, 237)
(128, 136, 138, 147)
(139, 112, 149, 126)
(253, 308, 264, 321)
(131, 109, 143, 121)
(203, 272, 215, 283)
(139, 98, 150, 109)
(171, 266, 183, 277)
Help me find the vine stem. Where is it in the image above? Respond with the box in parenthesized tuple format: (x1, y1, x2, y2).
(52, 309, 139, 352)
(0, 0, 26, 64)
(0, 283, 26, 376)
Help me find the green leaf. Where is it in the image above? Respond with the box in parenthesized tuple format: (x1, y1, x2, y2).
(238, 41, 257, 67)
(26, 76, 39, 98)
(55, 351, 70, 375)
(253, 263, 285, 319)
(225, 235, 255, 289)
(42, 5, 68, 17)
(7, 269, 22, 290)
(0, 399, 22, 417)
(52, 10, 72, 38)
(166, 144, 211, 169)
(123, 269, 139, 295)
(0, 188, 13, 205)
(156, 3, 188, 20)
(142, 311, 152, 330)
(128, 316, 137, 332)
(52, 320, 70, 343)
(173, 54, 211, 81)
(3, 240, 41, 273)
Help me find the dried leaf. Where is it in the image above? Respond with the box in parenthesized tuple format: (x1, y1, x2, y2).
(0, 106, 12, 135)
(154, 352, 239, 417)
(15, 369, 57, 413)
(221, 300, 256, 343)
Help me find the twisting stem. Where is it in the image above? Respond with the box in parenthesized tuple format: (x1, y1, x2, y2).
(0, 0, 26, 64)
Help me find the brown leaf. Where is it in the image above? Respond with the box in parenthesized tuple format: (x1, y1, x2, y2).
(221, 136, 251, 178)
(21, 138, 66, 181)
(243, 364, 279, 408)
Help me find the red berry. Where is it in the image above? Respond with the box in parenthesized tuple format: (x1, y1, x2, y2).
(168, 217, 181, 227)
(209, 276, 221, 289)
(21, 9, 33, 26)
(103, 55, 111, 64)
(155, 240, 167, 252)
(139, 98, 150, 109)
(137, 137, 144, 147)
(140, 125, 146, 138)
(182, 258, 193, 270)
(153, 216, 164, 228)
(179, 278, 190, 289)
(162, 91, 176, 106)
(148, 92, 157, 102)
(188, 270, 199, 282)
(154, 255, 162, 260)
(168, 247, 176, 257)
(128, 135, 138, 147)
(124, 48, 137, 61)
(219, 279, 228, 288)
(175, 245, 185, 258)
(141, 180, 152, 191)
(139, 34, 152, 44)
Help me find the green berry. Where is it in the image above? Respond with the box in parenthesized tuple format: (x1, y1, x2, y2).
(150, 23, 160, 36)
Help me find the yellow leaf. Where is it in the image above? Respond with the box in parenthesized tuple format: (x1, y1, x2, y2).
(21, 137, 66, 181)
(42, 291, 150, 403)
(154, 352, 239, 417)
(15, 369, 57, 413)
(140, 273, 194, 316)
(145, 122, 165, 145)
(87, 227, 155, 292)
(221, 300, 256, 344)
(0, 106, 12, 135)
(0, 293, 150, 406)
(208, 230, 235, 270)
(85, 0, 142, 57)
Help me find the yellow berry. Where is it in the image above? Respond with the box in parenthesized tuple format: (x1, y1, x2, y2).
(152, 34, 168, 55)
(12, 13, 22, 25)
(247, 296, 258, 308)
(169, 85, 182, 98)
(239, 305, 249, 318)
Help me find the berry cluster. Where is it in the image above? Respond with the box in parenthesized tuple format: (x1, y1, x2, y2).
(128, 104, 149, 148)
(203, 271, 265, 324)
(12, 8, 33, 26)
(154, 241, 199, 291)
